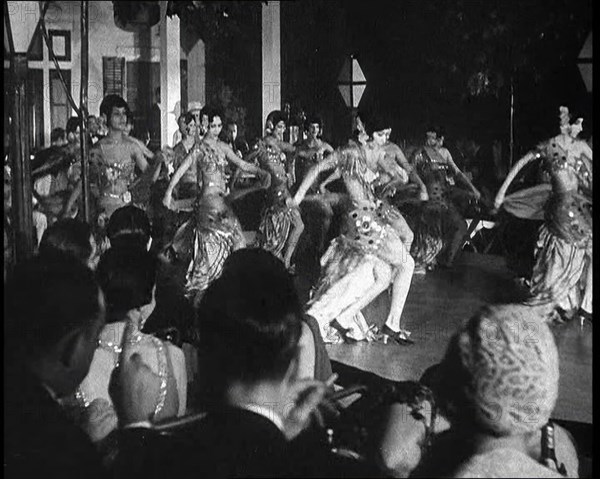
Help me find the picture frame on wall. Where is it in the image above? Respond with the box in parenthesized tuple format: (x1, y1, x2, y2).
(48, 30, 71, 61)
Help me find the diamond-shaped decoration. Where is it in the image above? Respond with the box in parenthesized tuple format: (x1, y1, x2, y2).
(337, 56, 367, 108)
(578, 32, 592, 60)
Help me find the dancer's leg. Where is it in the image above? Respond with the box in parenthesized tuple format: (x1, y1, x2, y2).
(580, 253, 593, 314)
(283, 207, 304, 268)
(385, 246, 415, 332)
(389, 213, 414, 257)
(337, 259, 393, 322)
(442, 203, 468, 267)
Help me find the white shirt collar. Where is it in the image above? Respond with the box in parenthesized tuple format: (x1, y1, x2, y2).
(241, 404, 285, 433)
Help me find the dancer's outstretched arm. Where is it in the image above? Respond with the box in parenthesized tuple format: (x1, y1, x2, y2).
(162, 147, 197, 209)
(293, 154, 338, 205)
(494, 150, 540, 209)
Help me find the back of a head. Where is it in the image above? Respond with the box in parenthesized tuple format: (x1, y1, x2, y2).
(39, 219, 93, 265)
(438, 304, 559, 436)
(197, 249, 302, 392)
(107, 205, 151, 251)
(5, 253, 102, 359)
(96, 247, 157, 320)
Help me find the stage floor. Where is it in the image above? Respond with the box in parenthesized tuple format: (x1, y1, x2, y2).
(324, 252, 593, 425)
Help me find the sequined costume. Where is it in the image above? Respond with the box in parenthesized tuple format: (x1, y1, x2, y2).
(408, 146, 468, 268)
(524, 141, 592, 315)
(96, 143, 137, 218)
(305, 143, 414, 342)
(255, 139, 301, 262)
(170, 141, 245, 306)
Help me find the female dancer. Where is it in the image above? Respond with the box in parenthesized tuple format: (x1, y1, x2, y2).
(494, 107, 592, 324)
(250, 110, 304, 269)
(293, 139, 415, 345)
(163, 107, 271, 307)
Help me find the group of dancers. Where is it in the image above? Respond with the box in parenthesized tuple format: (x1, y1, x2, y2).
(23, 96, 593, 345)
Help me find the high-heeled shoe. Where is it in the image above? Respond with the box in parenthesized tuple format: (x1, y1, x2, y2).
(381, 324, 414, 345)
(574, 308, 592, 327)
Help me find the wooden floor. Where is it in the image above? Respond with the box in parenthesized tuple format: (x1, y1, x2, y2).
(322, 252, 593, 425)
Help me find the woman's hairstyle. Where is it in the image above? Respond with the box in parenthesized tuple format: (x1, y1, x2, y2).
(106, 205, 151, 251)
(96, 247, 157, 319)
(100, 94, 130, 119)
(266, 110, 286, 129)
(364, 113, 391, 136)
(201, 106, 223, 125)
(304, 114, 323, 130)
(197, 249, 302, 397)
(437, 304, 559, 436)
(51, 127, 66, 143)
(66, 117, 80, 136)
(39, 219, 93, 265)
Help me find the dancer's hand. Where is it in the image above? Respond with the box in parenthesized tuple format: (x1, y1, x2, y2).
(471, 189, 482, 201)
(319, 184, 328, 195)
(286, 197, 298, 209)
(419, 189, 429, 202)
(258, 171, 271, 189)
(162, 193, 173, 210)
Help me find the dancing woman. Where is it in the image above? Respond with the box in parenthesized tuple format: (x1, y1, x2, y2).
(293, 141, 415, 345)
(163, 108, 271, 306)
(494, 107, 592, 324)
(250, 110, 304, 269)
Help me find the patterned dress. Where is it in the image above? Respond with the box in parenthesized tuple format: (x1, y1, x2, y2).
(525, 140, 592, 315)
(171, 141, 245, 306)
(256, 140, 300, 260)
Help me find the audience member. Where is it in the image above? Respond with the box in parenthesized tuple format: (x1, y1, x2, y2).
(76, 247, 187, 444)
(4, 255, 107, 478)
(38, 218, 98, 268)
(412, 304, 568, 478)
(107, 204, 152, 251)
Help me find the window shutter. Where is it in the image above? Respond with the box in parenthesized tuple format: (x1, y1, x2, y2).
(102, 57, 125, 97)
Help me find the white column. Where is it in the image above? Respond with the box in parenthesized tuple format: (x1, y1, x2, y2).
(262, 1, 281, 128)
(188, 38, 206, 106)
(159, 4, 180, 147)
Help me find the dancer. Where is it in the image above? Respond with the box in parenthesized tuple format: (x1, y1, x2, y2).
(411, 126, 481, 268)
(294, 115, 335, 253)
(163, 107, 271, 307)
(251, 110, 304, 269)
(294, 140, 415, 345)
(494, 106, 592, 324)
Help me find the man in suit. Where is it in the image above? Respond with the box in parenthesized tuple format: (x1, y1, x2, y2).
(114, 249, 376, 477)
(4, 254, 107, 478)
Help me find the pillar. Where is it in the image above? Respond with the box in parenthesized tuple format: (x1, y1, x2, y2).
(159, 4, 181, 147)
(188, 38, 206, 106)
(262, 1, 281, 129)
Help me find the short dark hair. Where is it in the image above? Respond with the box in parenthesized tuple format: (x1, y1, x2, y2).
(39, 219, 93, 265)
(305, 114, 323, 130)
(183, 112, 196, 126)
(364, 113, 390, 136)
(51, 127, 66, 143)
(100, 94, 130, 119)
(197, 249, 302, 395)
(426, 125, 444, 138)
(201, 106, 222, 125)
(5, 253, 102, 355)
(106, 205, 151, 250)
(96, 247, 157, 319)
(266, 110, 286, 128)
(66, 117, 80, 135)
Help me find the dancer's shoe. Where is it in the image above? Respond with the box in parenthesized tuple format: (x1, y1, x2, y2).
(381, 324, 414, 345)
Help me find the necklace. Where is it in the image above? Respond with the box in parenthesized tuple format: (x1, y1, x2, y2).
(75, 329, 169, 419)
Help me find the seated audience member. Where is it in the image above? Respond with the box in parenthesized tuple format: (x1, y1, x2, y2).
(216, 248, 333, 381)
(4, 255, 107, 478)
(38, 218, 98, 268)
(76, 248, 187, 443)
(107, 204, 152, 251)
(411, 304, 569, 478)
(121, 248, 374, 477)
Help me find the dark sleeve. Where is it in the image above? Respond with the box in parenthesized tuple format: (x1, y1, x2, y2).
(303, 314, 333, 382)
